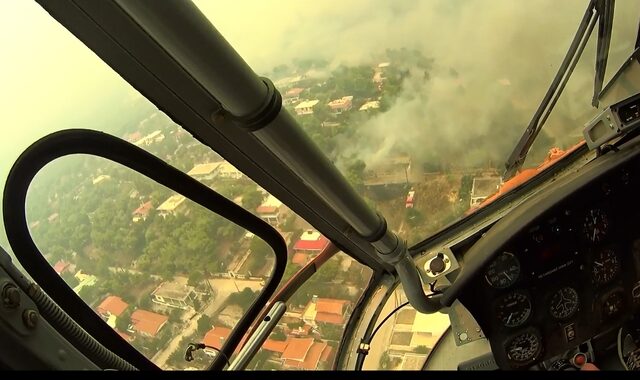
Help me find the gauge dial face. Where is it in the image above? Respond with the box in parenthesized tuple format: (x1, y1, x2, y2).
(506, 332, 542, 363)
(592, 248, 620, 284)
(583, 209, 609, 243)
(549, 287, 579, 320)
(496, 290, 532, 328)
(485, 252, 521, 289)
(602, 291, 624, 318)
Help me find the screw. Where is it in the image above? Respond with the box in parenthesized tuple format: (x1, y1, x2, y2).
(23, 309, 38, 329)
(2, 283, 21, 308)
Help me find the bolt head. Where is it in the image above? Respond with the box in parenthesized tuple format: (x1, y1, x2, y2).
(22, 309, 38, 329)
(2, 283, 21, 308)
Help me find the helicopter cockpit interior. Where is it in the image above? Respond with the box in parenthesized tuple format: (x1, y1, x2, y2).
(2, 0, 640, 371)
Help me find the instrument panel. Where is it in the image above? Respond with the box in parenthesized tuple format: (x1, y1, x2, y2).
(455, 151, 640, 369)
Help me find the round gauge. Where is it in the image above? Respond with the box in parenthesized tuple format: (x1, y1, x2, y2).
(506, 332, 542, 363)
(496, 290, 532, 328)
(549, 287, 579, 320)
(602, 291, 624, 318)
(592, 248, 620, 284)
(485, 252, 521, 289)
(583, 209, 609, 243)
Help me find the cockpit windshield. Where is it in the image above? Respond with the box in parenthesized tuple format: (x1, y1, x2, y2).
(2, 0, 640, 372)
(193, 0, 640, 243)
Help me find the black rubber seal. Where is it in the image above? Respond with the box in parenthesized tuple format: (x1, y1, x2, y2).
(361, 212, 388, 243)
(3, 129, 288, 371)
(227, 77, 282, 132)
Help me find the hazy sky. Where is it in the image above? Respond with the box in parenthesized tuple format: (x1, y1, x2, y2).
(1, 0, 638, 246)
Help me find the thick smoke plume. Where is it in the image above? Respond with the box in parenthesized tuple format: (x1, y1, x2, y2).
(198, 0, 639, 170)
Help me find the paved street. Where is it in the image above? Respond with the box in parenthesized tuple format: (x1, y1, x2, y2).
(149, 277, 264, 369)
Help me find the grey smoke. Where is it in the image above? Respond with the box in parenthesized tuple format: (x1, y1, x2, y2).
(198, 0, 639, 170)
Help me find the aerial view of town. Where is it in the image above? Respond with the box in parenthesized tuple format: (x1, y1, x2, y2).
(17, 49, 557, 371)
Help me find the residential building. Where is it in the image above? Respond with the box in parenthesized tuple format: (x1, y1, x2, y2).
(279, 337, 332, 370)
(128, 309, 168, 337)
(203, 326, 231, 357)
(274, 75, 304, 88)
(72, 270, 97, 294)
(363, 155, 412, 187)
(92, 174, 111, 185)
(53, 260, 70, 275)
(470, 176, 502, 208)
(133, 130, 165, 147)
(187, 162, 222, 181)
(256, 194, 283, 226)
(327, 96, 353, 114)
(294, 100, 319, 116)
(387, 308, 450, 368)
(293, 230, 330, 255)
(373, 62, 390, 82)
(97, 295, 129, 320)
(320, 120, 341, 129)
(156, 194, 187, 218)
(359, 100, 380, 111)
(302, 297, 351, 327)
(283, 87, 305, 105)
(132, 201, 153, 222)
(216, 161, 243, 179)
(151, 278, 196, 310)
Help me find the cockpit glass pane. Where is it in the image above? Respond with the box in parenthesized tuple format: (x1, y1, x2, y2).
(195, 0, 640, 244)
(0, 1, 375, 370)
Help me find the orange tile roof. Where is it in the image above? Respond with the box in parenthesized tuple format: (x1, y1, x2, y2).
(283, 341, 328, 370)
(53, 260, 69, 275)
(132, 201, 153, 216)
(281, 337, 314, 362)
(203, 326, 232, 350)
(256, 205, 278, 214)
(320, 345, 333, 362)
(315, 312, 345, 325)
(130, 309, 168, 337)
(262, 338, 288, 353)
(97, 296, 129, 317)
(316, 299, 348, 315)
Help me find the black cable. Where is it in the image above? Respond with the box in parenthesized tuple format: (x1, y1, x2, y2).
(368, 301, 410, 344)
(356, 283, 443, 368)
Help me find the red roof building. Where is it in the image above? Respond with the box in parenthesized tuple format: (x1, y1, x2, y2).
(203, 326, 232, 356)
(303, 297, 351, 327)
(53, 260, 70, 275)
(262, 338, 289, 353)
(293, 230, 330, 254)
(132, 201, 153, 222)
(280, 337, 332, 370)
(97, 296, 129, 318)
(129, 309, 168, 337)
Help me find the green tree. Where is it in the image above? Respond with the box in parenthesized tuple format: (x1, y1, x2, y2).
(188, 271, 205, 288)
(197, 314, 213, 336)
(116, 308, 132, 332)
(242, 189, 265, 212)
